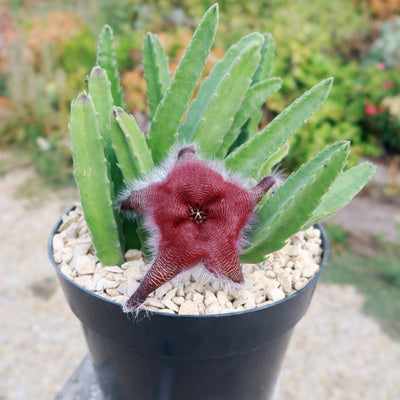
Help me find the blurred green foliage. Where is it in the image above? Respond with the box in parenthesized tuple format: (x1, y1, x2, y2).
(0, 0, 399, 184)
(364, 16, 400, 68)
(360, 18, 400, 154)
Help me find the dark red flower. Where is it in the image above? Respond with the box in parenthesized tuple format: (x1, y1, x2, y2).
(364, 104, 378, 116)
(382, 81, 394, 90)
(120, 146, 275, 311)
(376, 62, 386, 71)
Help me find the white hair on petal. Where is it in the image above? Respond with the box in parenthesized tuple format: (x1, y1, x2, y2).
(237, 166, 287, 255)
(206, 157, 252, 189)
(237, 211, 257, 252)
(270, 165, 287, 191)
(122, 302, 153, 320)
(169, 262, 248, 293)
(203, 270, 248, 293)
(119, 139, 198, 196)
(188, 144, 252, 190)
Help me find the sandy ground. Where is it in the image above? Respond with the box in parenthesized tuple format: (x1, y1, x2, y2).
(0, 165, 86, 400)
(1, 163, 399, 400)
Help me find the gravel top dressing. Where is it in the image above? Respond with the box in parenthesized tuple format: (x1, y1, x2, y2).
(52, 203, 323, 315)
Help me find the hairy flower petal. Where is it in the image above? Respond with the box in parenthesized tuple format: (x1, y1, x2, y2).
(120, 147, 275, 311)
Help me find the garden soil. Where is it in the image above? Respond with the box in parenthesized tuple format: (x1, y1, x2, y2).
(1, 158, 399, 400)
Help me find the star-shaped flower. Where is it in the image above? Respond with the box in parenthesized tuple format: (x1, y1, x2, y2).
(120, 146, 275, 311)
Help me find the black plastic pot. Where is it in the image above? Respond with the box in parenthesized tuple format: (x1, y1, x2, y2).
(48, 207, 330, 400)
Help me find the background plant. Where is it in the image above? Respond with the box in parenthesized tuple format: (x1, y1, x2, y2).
(364, 16, 400, 68)
(0, 0, 396, 186)
(358, 63, 400, 155)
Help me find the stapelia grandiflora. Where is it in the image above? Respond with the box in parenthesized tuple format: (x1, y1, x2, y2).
(120, 146, 275, 311)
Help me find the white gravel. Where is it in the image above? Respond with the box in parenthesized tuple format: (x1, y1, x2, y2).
(1, 163, 399, 400)
(53, 203, 323, 314)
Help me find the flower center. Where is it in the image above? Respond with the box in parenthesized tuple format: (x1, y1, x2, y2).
(187, 202, 209, 224)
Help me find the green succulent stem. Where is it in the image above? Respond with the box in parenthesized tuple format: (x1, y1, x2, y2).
(69, 92, 124, 266)
(225, 78, 333, 178)
(96, 25, 124, 108)
(146, 4, 219, 163)
(68, 10, 374, 269)
(217, 77, 282, 158)
(306, 161, 376, 227)
(193, 40, 263, 156)
(178, 32, 264, 145)
(111, 107, 154, 183)
(143, 32, 171, 121)
(240, 141, 350, 262)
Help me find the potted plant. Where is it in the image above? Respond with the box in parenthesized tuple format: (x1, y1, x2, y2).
(48, 4, 375, 400)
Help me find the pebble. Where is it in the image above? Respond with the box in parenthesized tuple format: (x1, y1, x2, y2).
(266, 287, 286, 302)
(64, 223, 79, 240)
(179, 301, 199, 315)
(242, 264, 254, 274)
(124, 259, 145, 269)
(172, 296, 185, 305)
(204, 291, 218, 306)
(292, 270, 301, 281)
(176, 284, 185, 297)
(69, 244, 91, 268)
(164, 288, 177, 301)
(54, 206, 324, 316)
(53, 251, 63, 264)
(286, 242, 301, 256)
(113, 295, 127, 304)
(75, 255, 96, 275)
(52, 234, 64, 252)
(154, 282, 173, 298)
(277, 271, 293, 294)
(104, 266, 123, 273)
(255, 292, 265, 304)
(158, 308, 175, 314)
(294, 279, 308, 291)
(301, 262, 319, 278)
(75, 275, 95, 291)
(244, 298, 256, 310)
(60, 263, 74, 279)
(123, 266, 141, 280)
(198, 303, 205, 315)
(62, 247, 73, 264)
(205, 303, 221, 315)
(125, 249, 143, 261)
(95, 278, 118, 291)
(105, 288, 121, 298)
(60, 215, 74, 231)
(233, 297, 247, 308)
(145, 298, 165, 309)
(79, 225, 89, 236)
(265, 270, 276, 279)
(162, 299, 179, 313)
(185, 292, 194, 301)
(191, 281, 204, 293)
(216, 290, 229, 306)
(113, 274, 127, 284)
(103, 279, 119, 289)
(192, 292, 204, 304)
(95, 265, 108, 278)
(144, 306, 161, 312)
(118, 280, 139, 296)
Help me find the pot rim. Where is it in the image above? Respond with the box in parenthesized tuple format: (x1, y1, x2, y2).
(48, 205, 330, 319)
